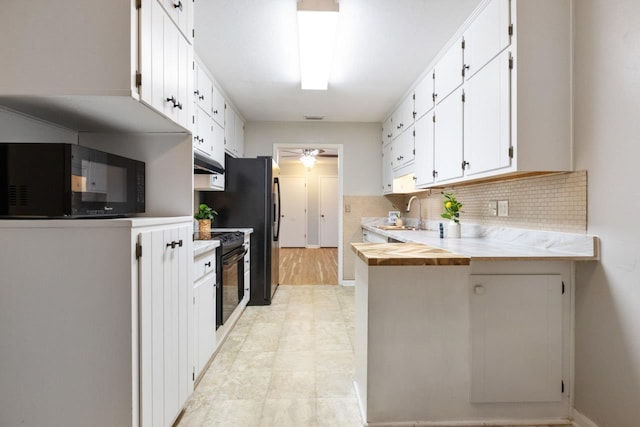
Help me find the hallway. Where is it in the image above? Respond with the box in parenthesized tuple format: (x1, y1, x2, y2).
(279, 248, 338, 285)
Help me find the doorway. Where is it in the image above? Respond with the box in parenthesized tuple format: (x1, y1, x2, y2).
(274, 143, 343, 285)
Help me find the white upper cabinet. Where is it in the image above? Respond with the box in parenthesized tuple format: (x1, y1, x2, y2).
(235, 115, 245, 158)
(414, 71, 435, 121)
(463, 0, 511, 80)
(464, 50, 512, 176)
(194, 62, 213, 115)
(224, 106, 245, 158)
(393, 94, 415, 137)
(434, 87, 464, 183)
(0, 0, 193, 133)
(382, 116, 394, 145)
(392, 124, 415, 172)
(211, 86, 226, 127)
(413, 112, 435, 187)
(384, 0, 571, 193)
(434, 38, 464, 104)
(158, 0, 193, 42)
(382, 142, 393, 194)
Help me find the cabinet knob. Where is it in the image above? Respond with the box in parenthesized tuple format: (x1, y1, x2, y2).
(474, 285, 485, 295)
(462, 160, 470, 170)
(173, 1, 183, 11)
(199, 94, 205, 100)
(194, 90, 200, 96)
(213, 110, 218, 115)
(204, 261, 211, 268)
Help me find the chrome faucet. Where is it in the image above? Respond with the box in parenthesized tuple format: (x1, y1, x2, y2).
(406, 195, 424, 230)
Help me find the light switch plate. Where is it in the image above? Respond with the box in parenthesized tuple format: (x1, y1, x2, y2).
(498, 200, 509, 217)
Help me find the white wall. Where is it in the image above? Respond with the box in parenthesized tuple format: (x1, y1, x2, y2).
(244, 121, 381, 196)
(573, 1, 640, 426)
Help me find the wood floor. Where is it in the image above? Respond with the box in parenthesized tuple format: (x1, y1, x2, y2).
(279, 247, 338, 285)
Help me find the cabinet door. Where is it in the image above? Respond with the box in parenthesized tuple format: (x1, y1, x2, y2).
(235, 116, 245, 157)
(224, 106, 236, 156)
(414, 112, 435, 187)
(211, 121, 225, 166)
(382, 142, 393, 194)
(391, 124, 415, 170)
(470, 274, 563, 403)
(394, 94, 415, 135)
(382, 116, 394, 145)
(139, 224, 191, 427)
(434, 87, 464, 182)
(195, 63, 213, 114)
(434, 38, 464, 104)
(414, 70, 435, 120)
(194, 275, 216, 377)
(464, 0, 511, 80)
(211, 86, 225, 127)
(159, 0, 192, 42)
(194, 107, 213, 157)
(464, 50, 512, 176)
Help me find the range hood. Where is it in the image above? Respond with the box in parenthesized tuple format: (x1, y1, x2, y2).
(194, 151, 224, 174)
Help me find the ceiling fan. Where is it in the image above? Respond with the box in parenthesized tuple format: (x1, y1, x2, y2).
(279, 148, 338, 158)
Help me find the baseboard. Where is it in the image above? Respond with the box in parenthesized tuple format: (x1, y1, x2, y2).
(573, 409, 600, 427)
(340, 279, 355, 286)
(306, 244, 320, 249)
(365, 420, 569, 427)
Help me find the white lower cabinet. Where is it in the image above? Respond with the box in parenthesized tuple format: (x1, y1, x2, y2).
(138, 223, 192, 427)
(243, 234, 251, 300)
(193, 249, 217, 379)
(0, 217, 193, 427)
(470, 274, 563, 403)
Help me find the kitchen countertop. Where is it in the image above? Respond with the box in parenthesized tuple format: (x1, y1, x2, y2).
(352, 242, 470, 266)
(358, 218, 599, 264)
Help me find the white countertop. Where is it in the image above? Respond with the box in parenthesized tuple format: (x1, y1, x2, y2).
(361, 218, 598, 261)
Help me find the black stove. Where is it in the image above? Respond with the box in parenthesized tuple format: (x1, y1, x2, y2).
(195, 230, 245, 252)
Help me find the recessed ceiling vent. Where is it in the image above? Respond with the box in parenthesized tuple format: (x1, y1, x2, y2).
(304, 115, 325, 121)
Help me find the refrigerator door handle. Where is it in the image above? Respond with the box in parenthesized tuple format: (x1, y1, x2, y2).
(274, 177, 281, 241)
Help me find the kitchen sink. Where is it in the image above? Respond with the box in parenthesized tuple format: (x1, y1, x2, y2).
(376, 225, 417, 231)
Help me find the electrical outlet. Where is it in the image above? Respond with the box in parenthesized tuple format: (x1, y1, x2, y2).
(488, 201, 497, 216)
(497, 200, 509, 217)
(345, 204, 351, 213)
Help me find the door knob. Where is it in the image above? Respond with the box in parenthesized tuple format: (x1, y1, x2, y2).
(321, 214, 325, 218)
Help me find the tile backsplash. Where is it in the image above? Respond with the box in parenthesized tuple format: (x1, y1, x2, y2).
(407, 171, 588, 233)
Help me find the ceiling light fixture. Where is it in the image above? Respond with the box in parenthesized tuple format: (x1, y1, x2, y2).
(297, 0, 339, 90)
(300, 148, 319, 169)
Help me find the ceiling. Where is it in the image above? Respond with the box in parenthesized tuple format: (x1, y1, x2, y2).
(194, 0, 482, 124)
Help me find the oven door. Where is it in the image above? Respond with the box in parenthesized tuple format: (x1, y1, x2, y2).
(216, 245, 247, 329)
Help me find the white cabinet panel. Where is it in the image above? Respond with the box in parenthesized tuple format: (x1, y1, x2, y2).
(391, 125, 415, 171)
(235, 115, 245, 158)
(224, 106, 236, 156)
(414, 112, 435, 188)
(434, 38, 464, 104)
(139, 224, 191, 427)
(194, 276, 216, 378)
(195, 63, 213, 114)
(470, 274, 563, 403)
(464, 50, 512, 176)
(414, 71, 435, 121)
(382, 143, 393, 194)
(212, 121, 226, 166)
(194, 107, 213, 157)
(434, 87, 464, 182)
(464, 0, 511, 79)
(212, 86, 225, 127)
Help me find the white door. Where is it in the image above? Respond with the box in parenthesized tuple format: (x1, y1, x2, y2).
(279, 176, 307, 247)
(319, 176, 339, 247)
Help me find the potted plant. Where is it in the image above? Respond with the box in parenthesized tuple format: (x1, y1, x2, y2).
(194, 203, 218, 235)
(441, 192, 463, 238)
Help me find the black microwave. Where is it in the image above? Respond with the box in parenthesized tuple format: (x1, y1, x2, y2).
(0, 143, 145, 218)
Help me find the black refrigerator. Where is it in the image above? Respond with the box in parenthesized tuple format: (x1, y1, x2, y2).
(203, 155, 281, 305)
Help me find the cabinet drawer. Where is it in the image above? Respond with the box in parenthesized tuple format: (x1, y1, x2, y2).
(194, 251, 216, 281)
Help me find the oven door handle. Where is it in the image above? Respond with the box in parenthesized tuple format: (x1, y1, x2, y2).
(223, 247, 248, 266)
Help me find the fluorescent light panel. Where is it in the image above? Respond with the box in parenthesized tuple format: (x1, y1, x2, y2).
(297, 1, 339, 90)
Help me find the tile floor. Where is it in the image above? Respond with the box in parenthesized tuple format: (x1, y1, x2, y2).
(177, 285, 362, 427)
(176, 284, 571, 427)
